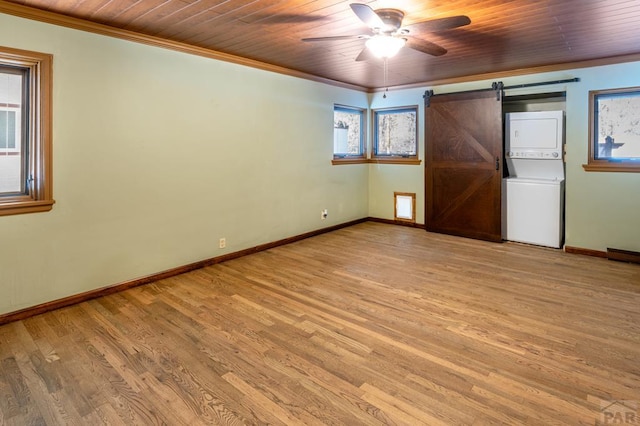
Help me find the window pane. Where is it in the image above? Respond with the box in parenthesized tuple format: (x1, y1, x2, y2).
(595, 93, 640, 160)
(375, 108, 417, 156)
(0, 111, 17, 148)
(334, 107, 363, 156)
(0, 70, 24, 194)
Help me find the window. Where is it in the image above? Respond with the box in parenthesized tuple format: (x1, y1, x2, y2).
(584, 87, 640, 172)
(333, 105, 366, 164)
(0, 46, 53, 216)
(372, 106, 420, 164)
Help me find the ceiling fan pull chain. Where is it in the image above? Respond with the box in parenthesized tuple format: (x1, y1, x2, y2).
(383, 57, 388, 98)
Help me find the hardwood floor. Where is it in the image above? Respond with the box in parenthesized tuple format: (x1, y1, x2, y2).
(1, 222, 639, 425)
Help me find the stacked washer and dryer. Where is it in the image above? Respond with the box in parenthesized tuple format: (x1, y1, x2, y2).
(502, 110, 565, 248)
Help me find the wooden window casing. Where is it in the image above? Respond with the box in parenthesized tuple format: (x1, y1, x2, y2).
(0, 46, 53, 216)
(583, 87, 640, 173)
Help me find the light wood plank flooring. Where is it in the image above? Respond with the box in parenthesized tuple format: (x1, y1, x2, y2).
(1, 222, 639, 425)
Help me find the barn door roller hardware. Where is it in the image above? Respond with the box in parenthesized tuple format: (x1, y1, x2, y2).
(492, 81, 504, 101)
(423, 82, 503, 107)
(423, 90, 434, 107)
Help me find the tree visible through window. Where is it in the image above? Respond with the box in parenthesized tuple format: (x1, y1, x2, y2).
(0, 47, 53, 216)
(584, 87, 640, 172)
(595, 92, 640, 160)
(333, 105, 364, 159)
(373, 106, 418, 159)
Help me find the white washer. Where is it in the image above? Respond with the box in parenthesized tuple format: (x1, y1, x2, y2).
(503, 177, 564, 248)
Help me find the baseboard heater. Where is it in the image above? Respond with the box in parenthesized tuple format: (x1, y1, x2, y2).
(607, 248, 640, 264)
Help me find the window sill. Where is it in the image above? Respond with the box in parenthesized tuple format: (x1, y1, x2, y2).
(582, 162, 640, 173)
(332, 157, 422, 165)
(0, 200, 55, 216)
(332, 157, 368, 165)
(369, 157, 422, 165)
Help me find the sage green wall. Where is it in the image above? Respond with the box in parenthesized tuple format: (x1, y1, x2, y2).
(0, 13, 369, 315)
(369, 64, 640, 253)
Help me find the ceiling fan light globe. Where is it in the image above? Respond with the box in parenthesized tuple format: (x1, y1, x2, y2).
(365, 35, 406, 58)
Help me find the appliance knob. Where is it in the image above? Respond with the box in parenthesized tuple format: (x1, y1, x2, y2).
(552, 152, 559, 158)
(508, 151, 513, 157)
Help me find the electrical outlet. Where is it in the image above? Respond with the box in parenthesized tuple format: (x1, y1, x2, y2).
(321, 209, 328, 220)
(219, 238, 226, 249)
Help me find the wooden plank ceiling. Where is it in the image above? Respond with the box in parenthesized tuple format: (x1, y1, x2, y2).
(3, 0, 640, 89)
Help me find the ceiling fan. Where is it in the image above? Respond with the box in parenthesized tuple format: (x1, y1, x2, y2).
(302, 3, 471, 61)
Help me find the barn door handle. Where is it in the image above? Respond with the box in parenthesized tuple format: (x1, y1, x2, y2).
(495, 157, 500, 170)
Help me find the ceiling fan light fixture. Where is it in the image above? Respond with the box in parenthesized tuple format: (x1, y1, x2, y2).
(365, 35, 406, 58)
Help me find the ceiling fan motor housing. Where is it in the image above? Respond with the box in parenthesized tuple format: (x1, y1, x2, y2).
(375, 9, 405, 33)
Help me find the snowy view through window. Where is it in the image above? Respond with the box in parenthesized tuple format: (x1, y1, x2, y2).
(333, 107, 362, 156)
(596, 93, 640, 159)
(375, 108, 417, 156)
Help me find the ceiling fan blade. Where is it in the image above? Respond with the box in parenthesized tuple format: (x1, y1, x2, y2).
(302, 34, 368, 42)
(355, 47, 376, 62)
(404, 15, 471, 33)
(405, 38, 447, 56)
(350, 3, 385, 29)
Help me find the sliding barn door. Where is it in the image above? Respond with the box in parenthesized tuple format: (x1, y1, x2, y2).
(425, 90, 503, 242)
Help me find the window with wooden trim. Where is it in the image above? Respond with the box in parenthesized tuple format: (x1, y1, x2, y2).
(372, 106, 420, 164)
(333, 105, 366, 164)
(0, 46, 53, 216)
(583, 87, 640, 172)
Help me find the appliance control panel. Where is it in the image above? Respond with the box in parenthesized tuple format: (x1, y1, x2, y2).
(507, 150, 561, 159)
